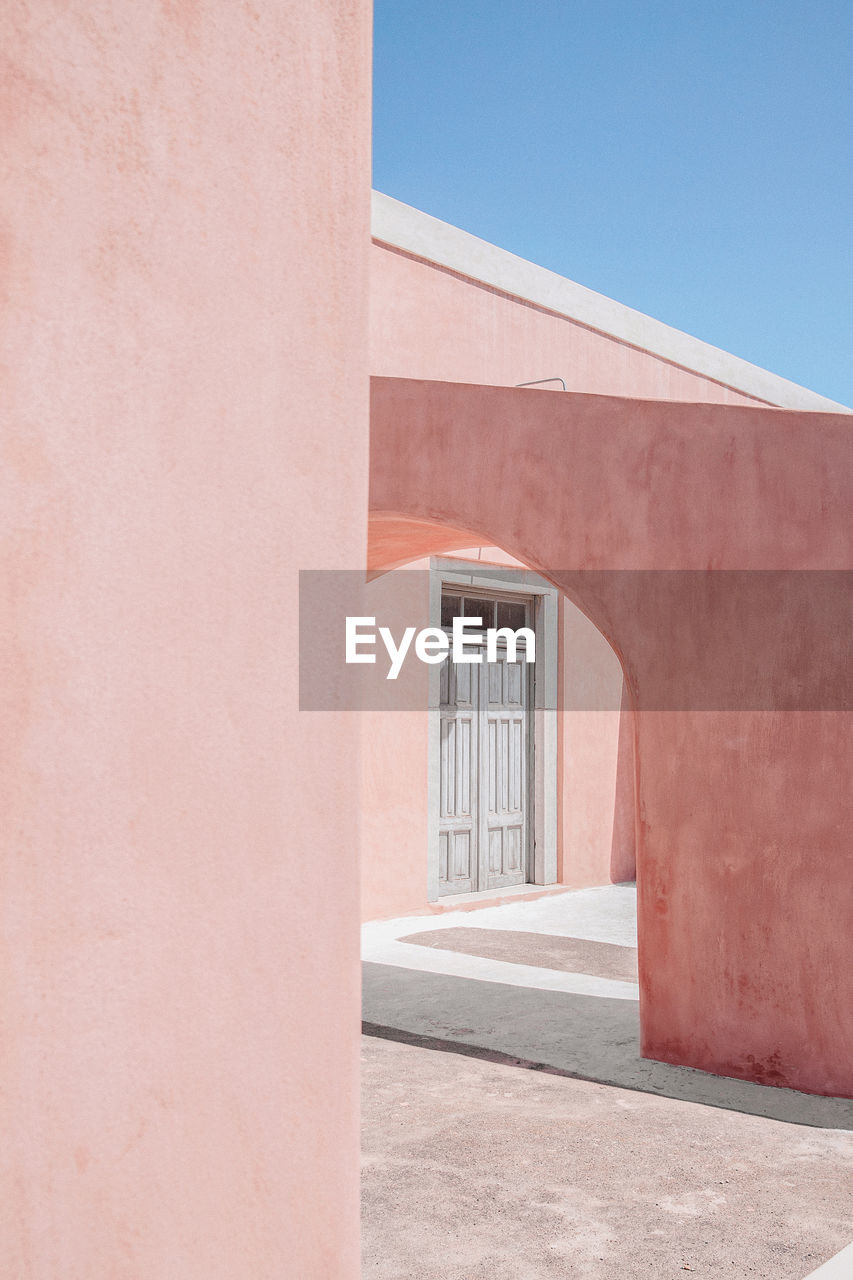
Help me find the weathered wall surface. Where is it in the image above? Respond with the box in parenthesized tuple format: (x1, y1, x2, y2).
(370, 377, 852, 1098)
(1, 2, 370, 1275)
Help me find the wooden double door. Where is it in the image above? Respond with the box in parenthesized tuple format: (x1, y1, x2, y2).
(438, 592, 532, 896)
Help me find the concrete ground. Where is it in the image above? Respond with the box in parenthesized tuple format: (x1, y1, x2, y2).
(362, 887, 853, 1127)
(361, 886, 853, 1277)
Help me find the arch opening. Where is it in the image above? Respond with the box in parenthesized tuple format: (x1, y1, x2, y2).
(366, 375, 853, 1099)
(361, 508, 637, 920)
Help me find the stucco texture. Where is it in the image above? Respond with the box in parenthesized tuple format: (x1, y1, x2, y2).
(1, 1, 370, 1275)
(369, 376, 853, 1098)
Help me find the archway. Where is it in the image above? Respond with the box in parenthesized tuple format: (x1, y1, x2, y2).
(368, 375, 853, 1097)
(364, 512, 636, 905)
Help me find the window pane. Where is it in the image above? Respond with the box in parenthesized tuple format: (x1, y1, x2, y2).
(463, 597, 494, 628)
(496, 599, 527, 631)
(440, 594, 461, 627)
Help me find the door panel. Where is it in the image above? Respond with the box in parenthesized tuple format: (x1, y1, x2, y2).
(438, 593, 532, 896)
(483, 650, 528, 890)
(439, 660, 478, 894)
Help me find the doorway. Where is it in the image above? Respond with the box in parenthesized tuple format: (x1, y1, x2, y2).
(438, 589, 533, 894)
(427, 561, 559, 901)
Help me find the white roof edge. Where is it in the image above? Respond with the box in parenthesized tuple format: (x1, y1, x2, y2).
(372, 190, 851, 415)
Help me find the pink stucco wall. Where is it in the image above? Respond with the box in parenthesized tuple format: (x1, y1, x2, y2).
(1, 3, 370, 1275)
(558, 605, 633, 886)
(370, 377, 853, 1098)
(360, 566, 432, 923)
(370, 241, 766, 405)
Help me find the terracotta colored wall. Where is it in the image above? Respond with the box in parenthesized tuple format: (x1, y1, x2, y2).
(370, 378, 853, 1098)
(1, 3, 370, 1275)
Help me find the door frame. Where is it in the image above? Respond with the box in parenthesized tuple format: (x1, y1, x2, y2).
(427, 558, 559, 902)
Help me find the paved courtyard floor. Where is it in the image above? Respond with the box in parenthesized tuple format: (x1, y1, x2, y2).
(361, 886, 853, 1278)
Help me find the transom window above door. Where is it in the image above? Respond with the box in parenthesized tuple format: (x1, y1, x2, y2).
(440, 592, 529, 631)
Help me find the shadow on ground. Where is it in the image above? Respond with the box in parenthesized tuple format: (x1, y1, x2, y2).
(362, 962, 853, 1130)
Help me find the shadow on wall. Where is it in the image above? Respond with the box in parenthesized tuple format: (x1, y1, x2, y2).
(362, 963, 853, 1131)
(609, 682, 636, 883)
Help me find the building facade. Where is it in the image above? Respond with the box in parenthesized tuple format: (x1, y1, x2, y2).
(2, 5, 851, 1275)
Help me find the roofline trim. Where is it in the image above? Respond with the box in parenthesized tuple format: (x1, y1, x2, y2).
(372, 190, 850, 415)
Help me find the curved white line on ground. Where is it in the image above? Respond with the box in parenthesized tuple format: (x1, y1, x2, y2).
(362, 938, 640, 1001)
(362, 883, 639, 950)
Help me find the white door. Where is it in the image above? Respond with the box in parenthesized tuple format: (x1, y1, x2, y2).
(438, 592, 532, 896)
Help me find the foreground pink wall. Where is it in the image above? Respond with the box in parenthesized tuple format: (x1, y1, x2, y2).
(360, 567, 431, 922)
(1, 3, 370, 1275)
(371, 378, 853, 1098)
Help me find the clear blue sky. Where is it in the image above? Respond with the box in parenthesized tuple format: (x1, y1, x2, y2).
(373, 1, 852, 406)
